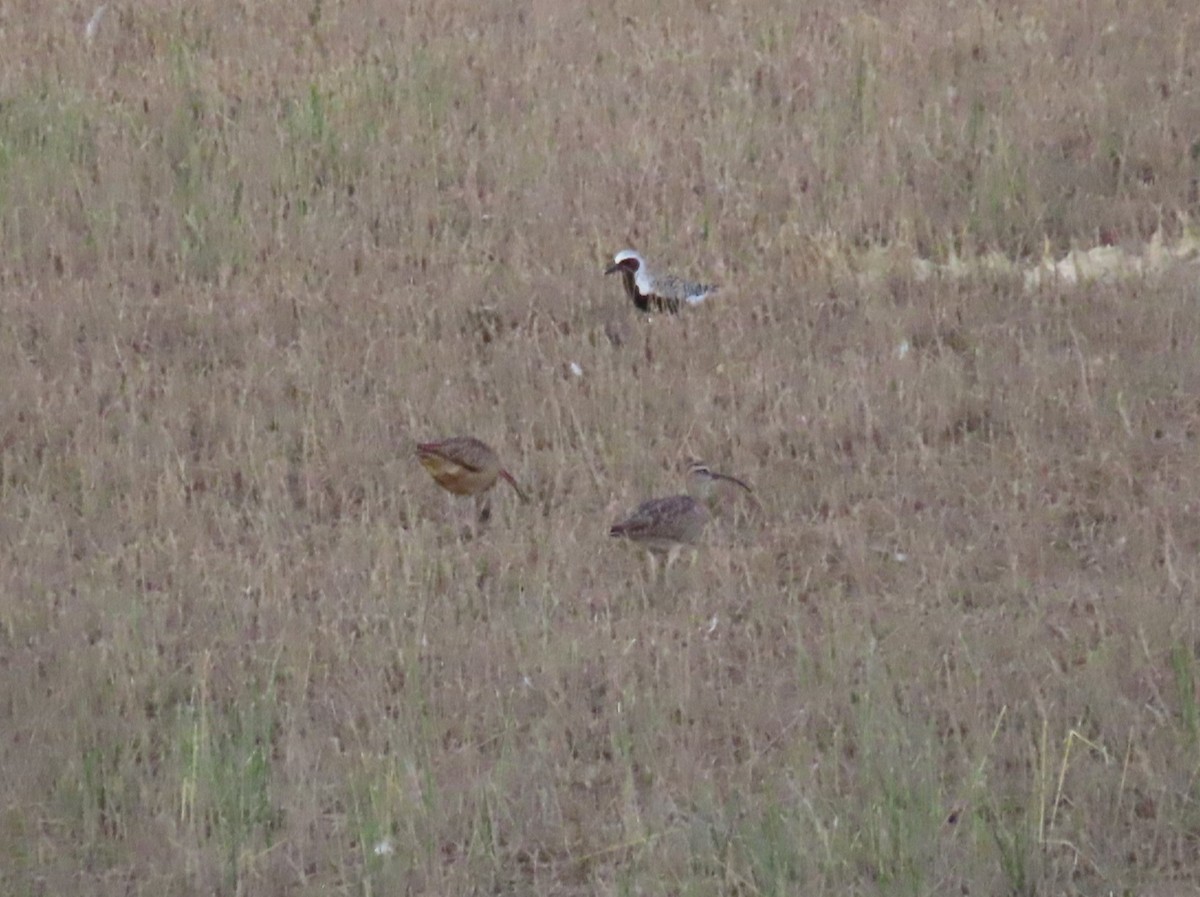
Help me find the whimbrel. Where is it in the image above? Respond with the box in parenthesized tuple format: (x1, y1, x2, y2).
(416, 437, 528, 530)
(609, 460, 759, 573)
(609, 494, 711, 555)
(604, 249, 717, 314)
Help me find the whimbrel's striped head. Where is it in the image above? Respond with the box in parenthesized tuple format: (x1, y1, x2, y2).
(685, 460, 755, 503)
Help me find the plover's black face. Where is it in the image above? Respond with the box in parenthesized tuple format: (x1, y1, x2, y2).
(604, 256, 641, 276)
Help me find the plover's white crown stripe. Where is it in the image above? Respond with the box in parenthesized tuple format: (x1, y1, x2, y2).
(608, 250, 657, 294)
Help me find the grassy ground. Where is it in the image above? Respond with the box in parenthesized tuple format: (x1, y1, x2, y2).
(3, 1, 1200, 894)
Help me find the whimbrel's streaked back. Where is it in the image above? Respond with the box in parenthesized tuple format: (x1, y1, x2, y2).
(608, 494, 710, 553)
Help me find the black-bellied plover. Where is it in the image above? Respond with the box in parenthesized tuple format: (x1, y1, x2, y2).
(604, 249, 717, 314)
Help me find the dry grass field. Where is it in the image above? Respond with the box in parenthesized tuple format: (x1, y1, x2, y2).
(4, 0, 1200, 894)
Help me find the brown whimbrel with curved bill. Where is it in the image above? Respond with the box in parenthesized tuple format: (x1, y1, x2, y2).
(604, 249, 717, 314)
(416, 436, 527, 531)
(609, 460, 759, 574)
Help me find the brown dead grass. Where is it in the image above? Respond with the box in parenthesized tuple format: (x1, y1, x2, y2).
(2, 1, 1200, 894)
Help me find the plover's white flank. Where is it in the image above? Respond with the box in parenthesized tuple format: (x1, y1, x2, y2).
(604, 249, 717, 314)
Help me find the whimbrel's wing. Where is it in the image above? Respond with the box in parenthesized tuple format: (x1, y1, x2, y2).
(609, 495, 709, 548)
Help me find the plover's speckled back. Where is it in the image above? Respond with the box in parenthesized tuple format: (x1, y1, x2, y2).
(604, 249, 717, 314)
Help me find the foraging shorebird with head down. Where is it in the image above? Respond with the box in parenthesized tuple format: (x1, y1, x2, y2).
(416, 436, 528, 530)
(416, 436, 527, 501)
(604, 249, 718, 314)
